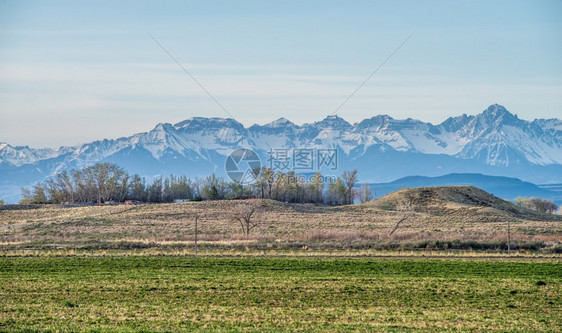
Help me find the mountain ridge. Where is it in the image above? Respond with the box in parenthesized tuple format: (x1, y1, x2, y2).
(2, 104, 562, 203)
(3, 104, 561, 166)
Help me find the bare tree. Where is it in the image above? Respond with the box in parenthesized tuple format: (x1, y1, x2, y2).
(255, 167, 275, 199)
(389, 197, 415, 236)
(231, 202, 260, 236)
(327, 177, 346, 205)
(342, 169, 358, 205)
(357, 182, 372, 204)
(514, 196, 559, 214)
(545, 200, 559, 214)
(310, 172, 324, 203)
(194, 214, 199, 256)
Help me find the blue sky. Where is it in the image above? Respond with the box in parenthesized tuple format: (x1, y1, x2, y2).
(1, 0, 561, 147)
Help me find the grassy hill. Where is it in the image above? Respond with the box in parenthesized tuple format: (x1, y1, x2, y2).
(369, 185, 561, 221)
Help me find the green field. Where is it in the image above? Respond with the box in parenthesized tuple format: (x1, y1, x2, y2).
(0, 257, 560, 332)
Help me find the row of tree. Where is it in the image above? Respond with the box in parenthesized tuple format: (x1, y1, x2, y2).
(16, 163, 561, 213)
(252, 168, 368, 205)
(21, 163, 128, 205)
(20, 163, 369, 205)
(514, 197, 559, 214)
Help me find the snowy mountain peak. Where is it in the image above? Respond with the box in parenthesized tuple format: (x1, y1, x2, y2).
(532, 119, 562, 133)
(314, 115, 352, 128)
(480, 104, 519, 125)
(173, 117, 244, 131)
(263, 117, 295, 128)
(356, 115, 396, 129)
(153, 123, 174, 132)
(440, 114, 472, 132)
(0, 142, 70, 166)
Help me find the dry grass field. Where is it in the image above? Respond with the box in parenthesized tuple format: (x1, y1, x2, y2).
(1, 186, 561, 255)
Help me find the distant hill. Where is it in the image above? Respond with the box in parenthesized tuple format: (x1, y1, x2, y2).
(369, 186, 561, 221)
(367, 173, 561, 205)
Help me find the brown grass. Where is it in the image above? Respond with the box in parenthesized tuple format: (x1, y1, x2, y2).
(1, 194, 561, 253)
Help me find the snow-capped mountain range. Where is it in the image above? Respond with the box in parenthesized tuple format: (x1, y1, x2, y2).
(1, 104, 562, 202)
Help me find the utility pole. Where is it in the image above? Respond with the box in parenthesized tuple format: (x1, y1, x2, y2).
(507, 220, 511, 255)
(194, 215, 198, 257)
